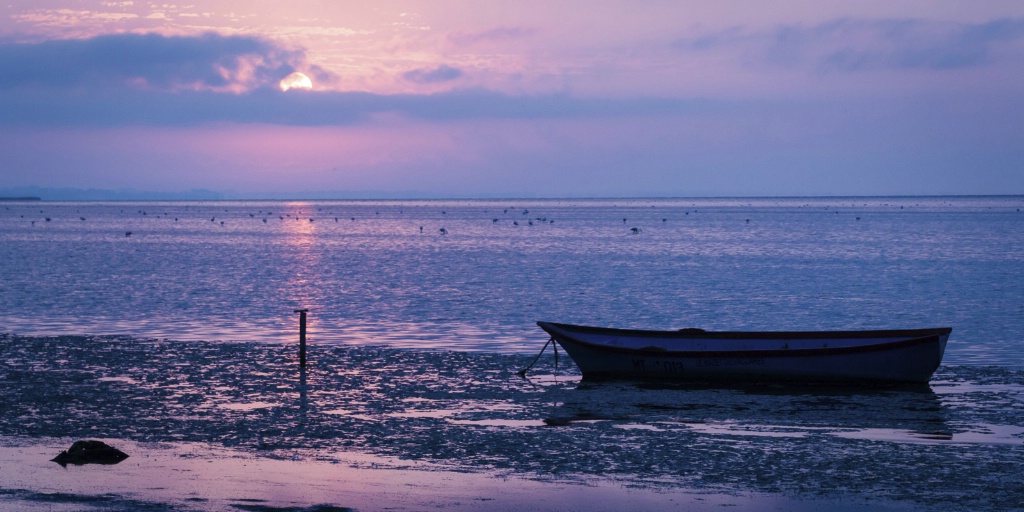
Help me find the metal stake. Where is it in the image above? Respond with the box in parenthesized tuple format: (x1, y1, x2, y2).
(294, 309, 309, 367)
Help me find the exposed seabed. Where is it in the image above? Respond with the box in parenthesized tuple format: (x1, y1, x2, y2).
(2, 438, 927, 512)
(1, 334, 1022, 511)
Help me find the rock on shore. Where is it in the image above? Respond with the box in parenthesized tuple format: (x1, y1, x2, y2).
(51, 440, 129, 467)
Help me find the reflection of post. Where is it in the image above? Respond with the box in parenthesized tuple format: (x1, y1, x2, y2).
(294, 309, 309, 367)
(298, 365, 308, 419)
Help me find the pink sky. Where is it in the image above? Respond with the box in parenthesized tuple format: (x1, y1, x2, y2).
(2, 1, 1023, 198)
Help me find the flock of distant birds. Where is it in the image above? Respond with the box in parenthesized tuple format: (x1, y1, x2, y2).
(11, 202, 1011, 238)
(6, 205, 673, 238)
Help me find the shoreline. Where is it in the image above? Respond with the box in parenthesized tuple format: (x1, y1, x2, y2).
(0, 436, 925, 512)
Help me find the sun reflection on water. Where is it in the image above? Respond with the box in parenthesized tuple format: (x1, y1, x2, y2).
(280, 202, 327, 341)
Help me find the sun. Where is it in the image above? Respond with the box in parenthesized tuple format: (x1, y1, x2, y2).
(279, 72, 313, 91)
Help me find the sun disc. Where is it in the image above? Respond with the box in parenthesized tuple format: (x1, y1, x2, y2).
(279, 72, 313, 91)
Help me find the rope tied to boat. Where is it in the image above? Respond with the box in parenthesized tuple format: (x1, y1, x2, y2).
(518, 336, 557, 378)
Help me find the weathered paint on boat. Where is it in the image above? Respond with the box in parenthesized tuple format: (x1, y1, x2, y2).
(537, 321, 951, 384)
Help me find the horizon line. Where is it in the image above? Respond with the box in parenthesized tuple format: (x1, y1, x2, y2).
(3, 193, 1023, 202)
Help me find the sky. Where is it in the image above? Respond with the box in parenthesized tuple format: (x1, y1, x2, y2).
(1, 1, 1023, 198)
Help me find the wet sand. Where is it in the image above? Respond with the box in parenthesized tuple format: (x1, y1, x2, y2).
(1, 438, 930, 512)
(1, 334, 1022, 511)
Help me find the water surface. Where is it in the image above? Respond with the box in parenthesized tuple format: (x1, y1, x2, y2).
(2, 196, 1022, 364)
(1, 196, 1022, 511)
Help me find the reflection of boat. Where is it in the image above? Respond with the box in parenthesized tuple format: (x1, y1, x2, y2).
(541, 380, 952, 444)
(537, 322, 951, 384)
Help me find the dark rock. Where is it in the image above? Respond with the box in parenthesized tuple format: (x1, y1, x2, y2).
(51, 440, 129, 467)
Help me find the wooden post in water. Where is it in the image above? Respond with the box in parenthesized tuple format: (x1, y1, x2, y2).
(294, 309, 309, 367)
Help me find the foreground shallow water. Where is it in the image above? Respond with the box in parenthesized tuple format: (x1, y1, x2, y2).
(1, 334, 1021, 511)
(5, 439, 932, 512)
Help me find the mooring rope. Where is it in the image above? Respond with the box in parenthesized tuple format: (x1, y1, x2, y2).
(552, 337, 559, 368)
(517, 337, 554, 378)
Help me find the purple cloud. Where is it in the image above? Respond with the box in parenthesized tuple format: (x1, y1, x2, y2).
(0, 84, 709, 127)
(0, 32, 307, 91)
(675, 17, 1024, 72)
(402, 65, 464, 84)
(448, 26, 537, 46)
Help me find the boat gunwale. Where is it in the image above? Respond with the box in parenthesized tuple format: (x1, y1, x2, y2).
(537, 321, 951, 340)
(537, 321, 950, 359)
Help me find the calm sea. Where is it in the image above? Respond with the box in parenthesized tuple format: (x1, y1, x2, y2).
(1, 196, 1023, 366)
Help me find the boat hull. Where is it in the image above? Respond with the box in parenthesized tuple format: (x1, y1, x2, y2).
(537, 322, 951, 384)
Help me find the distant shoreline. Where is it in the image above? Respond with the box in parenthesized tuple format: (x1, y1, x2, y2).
(3, 184, 1024, 202)
(1, 194, 1022, 202)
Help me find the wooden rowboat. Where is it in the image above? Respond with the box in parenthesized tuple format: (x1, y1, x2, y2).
(536, 321, 951, 384)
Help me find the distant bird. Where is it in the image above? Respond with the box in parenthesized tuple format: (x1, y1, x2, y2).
(420, 226, 424, 232)
(439, 227, 448, 235)
(211, 217, 215, 222)
(492, 218, 499, 223)
(125, 231, 132, 237)
(45, 217, 51, 222)
(630, 227, 642, 234)
(309, 218, 314, 222)
(80, 217, 86, 221)
(263, 218, 267, 223)
(662, 218, 667, 222)
(623, 218, 627, 223)
(513, 221, 519, 226)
